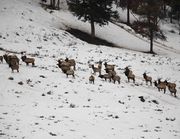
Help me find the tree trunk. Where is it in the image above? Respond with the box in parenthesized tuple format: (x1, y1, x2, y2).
(179, 22, 180, 35)
(127, 0, 130, 25)
(56, 0, 60, 10)
(90, 15, 95, 38)
(163, 0, 166, 17)
(170, 2, 173, 23)
(178, 12, 180, 35)
(148, 16, 154, 53)
(149, 27, 154, 53)
(51, 0, 55, 9)
(170, 12, 173, 23)
(50, 0, 53, 7)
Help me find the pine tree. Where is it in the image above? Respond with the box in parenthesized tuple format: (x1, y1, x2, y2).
(67, 0, 118, 38)
(135, 0, 163, 53)
(115, 0, 141, 25)
(173, 0, 180, 34)
(171, 0, 180, 22)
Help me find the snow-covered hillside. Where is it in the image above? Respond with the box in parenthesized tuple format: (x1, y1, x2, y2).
(0, 0, 180, 139)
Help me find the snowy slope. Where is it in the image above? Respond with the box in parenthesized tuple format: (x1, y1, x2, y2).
(52, 6, 180, 54)
(0, 0, 180, 139)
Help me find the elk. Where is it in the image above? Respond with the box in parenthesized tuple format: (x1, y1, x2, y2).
(98, 61, 102, 70)
(65, 58, 76, 70)
(66, 69, 75, 78)
(58, 58, 76, 71)
(143, 72, 152, 85)
(164, 80, 176, 90)
(104, 62, 115, 73)
(98, 74, 112, 82)
(89, 75, 95, 84)
(57, 62, 70, 73)
(21, 55, 35, 66)
(164, 80, 177, 97)
(3, 54, 19, 67)
(111, 75, 121, 84)
(154, 80, 167, 93)
(91, 64, 101, 75)
(10, 60, 19, 73)
(124, 66, 135, 83)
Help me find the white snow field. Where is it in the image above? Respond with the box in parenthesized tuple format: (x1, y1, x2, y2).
(0, 0, 180, 139)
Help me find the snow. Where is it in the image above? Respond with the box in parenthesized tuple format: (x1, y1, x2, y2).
(0, 0, 180, 139)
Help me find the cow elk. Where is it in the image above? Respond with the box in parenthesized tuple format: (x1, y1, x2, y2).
(154, 80, 167, 93)
(143, 72, 152, 85)
(89, 75, 95, 84)
(124, 66, 135, 83)
(21, 55, 35, 66)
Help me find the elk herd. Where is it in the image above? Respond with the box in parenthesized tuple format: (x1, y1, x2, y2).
(0, 52, 35, 73)
(0, 53, 178, 97)
(56, 57, 177, 97)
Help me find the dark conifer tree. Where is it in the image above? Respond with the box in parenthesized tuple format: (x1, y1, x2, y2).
(172, 0, 180, 34)
(67, 0, 118, 38)
(115, 0, 141, 25)
(135, 0, 163, 53)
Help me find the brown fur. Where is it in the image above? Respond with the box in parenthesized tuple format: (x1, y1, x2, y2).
(4, 54, 19, 67)
(98, 74, 112, 82)
(57, 64, 71, 73)
(89, 75, 95, 84)
(21, 55, 35, 66)
(91, 64, 101, 75)
(104, 62, 115, 72)
(168, 87, 177, 97)
(65, 58, 76, 70)
(165, 81, 176, 89)
(98, 61, 102, 70)
(164, 80, 177, 97)
(112, 75, 121, 84)
(66, 69, 75, 78)
(10, 60, 19, 73)
(124, 67, 135, 83)
(154, 80, 167, 93)
(143, 73, 152, 85)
